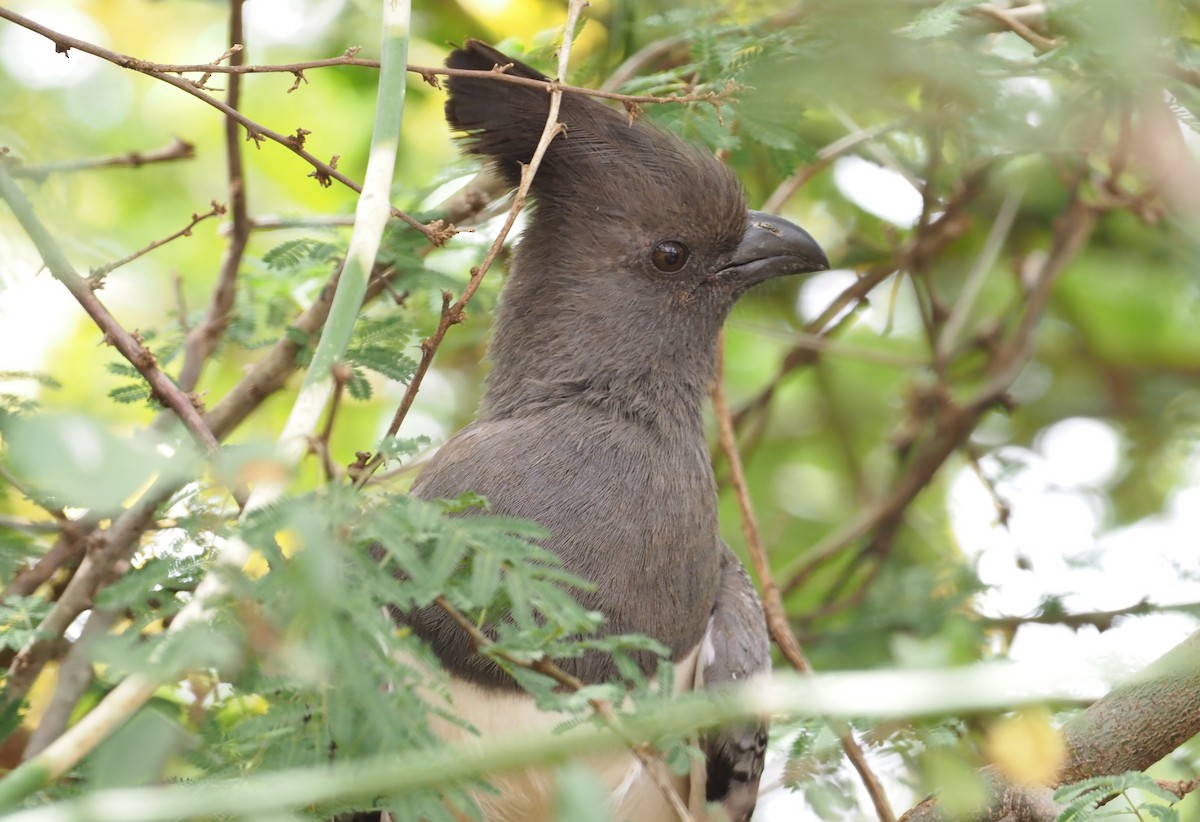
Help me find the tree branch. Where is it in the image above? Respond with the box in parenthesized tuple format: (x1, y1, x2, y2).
(176, 0, 249, 394)
(88, 200, 226, 282)
(0, 7, 440, 244)
(4, 138, 195, 180)
(0, 165, 220, 456)
(712, 339, 897, 822)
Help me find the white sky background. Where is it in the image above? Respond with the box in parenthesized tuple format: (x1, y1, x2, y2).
(3, 3, 1200, 820)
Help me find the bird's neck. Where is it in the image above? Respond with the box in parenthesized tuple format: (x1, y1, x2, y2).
(481, 310, 721, 434)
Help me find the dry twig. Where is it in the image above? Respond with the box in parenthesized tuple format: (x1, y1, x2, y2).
(712, 338, 897, 822)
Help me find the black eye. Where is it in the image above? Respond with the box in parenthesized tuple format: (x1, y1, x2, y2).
(651, 240, 690, 273)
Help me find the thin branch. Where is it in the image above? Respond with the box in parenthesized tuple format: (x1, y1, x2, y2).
(0, 515, 60, 534)
(934, 186, 1023, 366)
(89, 200, 226, 281)
(780, 191, 1097, 595)
(0, 659, 1134, 821)
(0, 165, 220, 456)
(311, 364, 349, 483)
(0, 7, 440, 244)
(712, 337, 897, 822)
(353, 2, 585, 488)
(762, 121, 899, 214)
(0, 464, 70, 526)
(981, 599, 1200, 633)
(435, 596, 694, 822)
(176, 0, 249, 395)
(5, 138, 195, 180)
(21, 608, 119, 759)
(966, 4, 1059, 53)
(0, 531, 86, 604)
(599, 33, 690, 93)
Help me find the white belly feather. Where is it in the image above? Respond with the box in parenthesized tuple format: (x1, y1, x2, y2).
(401, 639, 706, 822)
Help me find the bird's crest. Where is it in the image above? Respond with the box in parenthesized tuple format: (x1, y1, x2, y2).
(444, 39, 744, 233)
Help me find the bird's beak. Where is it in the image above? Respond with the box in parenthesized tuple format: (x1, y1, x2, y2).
(718, 210, 830, 289)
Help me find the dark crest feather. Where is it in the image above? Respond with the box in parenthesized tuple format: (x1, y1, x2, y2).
(444, 38, 743, 220)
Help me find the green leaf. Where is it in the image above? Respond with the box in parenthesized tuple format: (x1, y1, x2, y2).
(553, 764, 611, 822)
(0, 414, 185, 510)
(263, 238, 340, 271)
(108, 383, 152, 404)
(901, 2, 972, 39)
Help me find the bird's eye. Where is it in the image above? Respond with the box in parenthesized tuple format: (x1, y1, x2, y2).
(651, 240, 690, 273)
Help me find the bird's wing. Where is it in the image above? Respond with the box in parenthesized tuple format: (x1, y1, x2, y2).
(691, 542, 771, 822)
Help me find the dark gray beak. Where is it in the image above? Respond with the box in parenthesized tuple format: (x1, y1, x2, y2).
(718, 210, 830, 289)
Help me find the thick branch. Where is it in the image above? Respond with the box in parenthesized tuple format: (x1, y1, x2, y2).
(901, 629, 1200, 821)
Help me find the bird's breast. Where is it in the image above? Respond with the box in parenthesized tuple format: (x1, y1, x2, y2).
(411, 409, 722, 685)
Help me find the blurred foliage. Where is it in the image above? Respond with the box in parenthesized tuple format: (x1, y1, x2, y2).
(2, 0, 1200, 819)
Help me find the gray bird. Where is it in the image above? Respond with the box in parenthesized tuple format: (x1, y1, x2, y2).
(396, 40, 828, 822)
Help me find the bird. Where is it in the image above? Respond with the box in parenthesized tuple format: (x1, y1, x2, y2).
(392, 39, 829, 822)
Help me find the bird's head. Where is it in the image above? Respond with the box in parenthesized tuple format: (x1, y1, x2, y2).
(444, 40, 829, 418)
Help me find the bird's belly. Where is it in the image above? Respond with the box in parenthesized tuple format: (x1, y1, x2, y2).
(400, 643, 702, 822)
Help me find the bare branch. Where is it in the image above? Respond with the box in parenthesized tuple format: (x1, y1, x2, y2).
(0, 7, 439, 243)
(5, 138, 195, 180)
(177, 0, 250, 394)
(89, 200, 226, 282)
(712, 339, 897, 822)
(0, 166, 220, 456)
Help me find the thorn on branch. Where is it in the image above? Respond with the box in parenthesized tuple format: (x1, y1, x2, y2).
(286, 128, 312, 150)
(308, 154, 337, 187)
(423, 219, 457, 247)
(213, 44, 243, 65)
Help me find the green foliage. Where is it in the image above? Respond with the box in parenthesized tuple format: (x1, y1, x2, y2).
(0, 595, 51, 652)
(344, 314, 418, 401)
(1055, 771, 1185, 821)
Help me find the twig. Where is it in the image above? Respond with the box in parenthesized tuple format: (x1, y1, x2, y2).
(934, 186, 1023, 366)
(175, 0, 249, 393)
(0, 464, 70, 527)
(964, 445, 1011, 527)
(177, 0, 249, 395)
(0, 166, 220, 456)
(732, 324, 925, 367)
(712, 336, 897, 822)
(21, 608, 120, 759)
(89, 200, 226, 281)
(434, 596, 694, 822)
(0, 7, 440, 244)
(981, 599, 1200, 633)
(0, 531, 86, 604)
(599, 33, 690, 93)
(5, 138, 195, 180)
(0, 515, 59, 534)
(762, 121, 899, 214)
(780, 190, 1097, 595)
(311, 365, 349, 483)
(967, 4, 1059, 53)
(353, 1, 586, 487)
